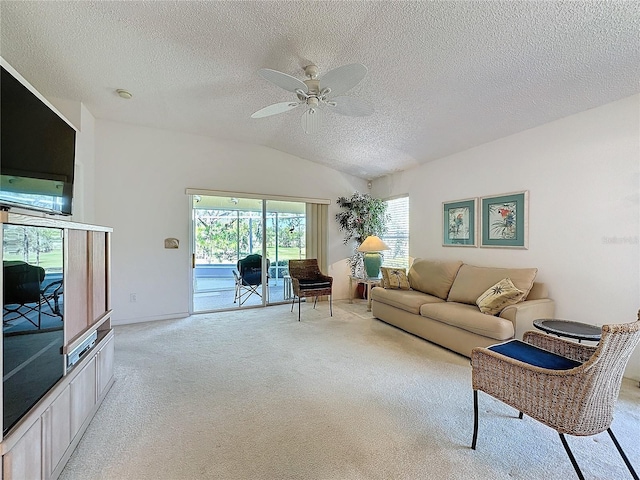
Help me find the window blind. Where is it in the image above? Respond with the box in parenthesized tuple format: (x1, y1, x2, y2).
(381, 196, 409, 269)
(306, 203, 328, 272)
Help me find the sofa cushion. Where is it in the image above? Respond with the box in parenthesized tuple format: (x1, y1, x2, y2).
(419, 302, 515, 340)
(298, 280, 332, 290)
(371, 287, 444, 315)
(407, 259, 463, 300)
(447, 264, 537, 305)
(526, 282, 548, 300)
(380, 267, 410, 290)
(476, 278, 525, 315)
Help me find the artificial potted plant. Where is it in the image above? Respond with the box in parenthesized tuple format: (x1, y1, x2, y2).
(335, 191, 389, 280)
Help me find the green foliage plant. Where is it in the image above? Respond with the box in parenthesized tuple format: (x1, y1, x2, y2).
(195, 209, 306, 265)
(335, 191, 389, 276)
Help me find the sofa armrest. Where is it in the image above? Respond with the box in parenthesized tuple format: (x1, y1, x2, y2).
(499, 298, 556, 341)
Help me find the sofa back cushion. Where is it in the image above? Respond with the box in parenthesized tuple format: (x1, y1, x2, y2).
(526, 282, 548, 300)
(447, 264, 538, 305)
(408, 259, 463, 300)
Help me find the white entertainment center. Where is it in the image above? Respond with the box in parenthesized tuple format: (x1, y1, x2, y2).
(1, 212, 114, 480)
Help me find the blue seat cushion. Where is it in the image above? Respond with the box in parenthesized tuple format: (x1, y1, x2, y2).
(488, 340, 582, 370)
(298, 280, 331, 290)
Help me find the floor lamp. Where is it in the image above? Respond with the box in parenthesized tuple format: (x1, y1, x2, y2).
(357, 235, 390, 278)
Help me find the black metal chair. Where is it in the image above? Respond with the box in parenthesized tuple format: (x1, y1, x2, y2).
(233, 254, 268, 306)
(41, 278, 64, 317)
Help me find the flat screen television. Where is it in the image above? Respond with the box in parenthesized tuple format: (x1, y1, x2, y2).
(1, 63, 76, 216)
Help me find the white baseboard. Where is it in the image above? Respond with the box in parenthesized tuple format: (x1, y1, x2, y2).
(111, 312, 190, 326)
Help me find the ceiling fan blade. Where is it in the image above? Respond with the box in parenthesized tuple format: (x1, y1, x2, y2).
(251, 101, 301, 119)
(301, 107, 323, 134)
(330, 96, 374, 117)
(319, 63, 367, 98)
(258, 68, 309, 94)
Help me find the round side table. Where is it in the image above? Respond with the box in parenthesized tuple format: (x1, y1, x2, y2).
(533, 319, 601, 343)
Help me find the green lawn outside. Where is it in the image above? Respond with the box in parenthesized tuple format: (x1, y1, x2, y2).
(265, 246, 306, 262)
(3, 250, 64, 270)
(5, 247, 302, 269)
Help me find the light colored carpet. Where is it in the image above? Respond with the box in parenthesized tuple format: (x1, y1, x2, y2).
(60, 301, 640, 480)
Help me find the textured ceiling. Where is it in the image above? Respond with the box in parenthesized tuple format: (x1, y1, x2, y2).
(1, 1, 639, 179)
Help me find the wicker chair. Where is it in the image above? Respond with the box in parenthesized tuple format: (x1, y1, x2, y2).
(288, 259, 333, 321)
(471, 311, 640, 479)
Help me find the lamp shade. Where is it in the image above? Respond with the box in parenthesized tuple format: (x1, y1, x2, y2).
(357, 236, 390, 252)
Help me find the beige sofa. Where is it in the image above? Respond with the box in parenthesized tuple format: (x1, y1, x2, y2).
(370, 259, 555, 357)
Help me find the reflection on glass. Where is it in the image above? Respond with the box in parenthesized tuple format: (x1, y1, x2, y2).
(2, 224, 64, 434)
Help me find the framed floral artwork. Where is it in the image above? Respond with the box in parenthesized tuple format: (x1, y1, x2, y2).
(480, 191, 528, 248)
(442, 198, 477, 246)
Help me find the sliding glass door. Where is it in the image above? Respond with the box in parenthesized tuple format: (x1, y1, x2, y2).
(191, 195, 306, 312)
(265, 200, 306, 305)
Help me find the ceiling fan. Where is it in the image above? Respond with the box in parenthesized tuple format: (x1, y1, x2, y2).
(251, 63, 374, 134)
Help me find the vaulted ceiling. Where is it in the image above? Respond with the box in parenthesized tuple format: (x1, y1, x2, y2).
(1, 1, 638, 179)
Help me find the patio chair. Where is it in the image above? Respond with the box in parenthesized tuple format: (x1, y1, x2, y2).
(288, 259, 333, 321)
(471, 311, 640, 480)
(41, 278, 64, 317)
(3, 261, 46, 328)
(233, 254, 268, 306)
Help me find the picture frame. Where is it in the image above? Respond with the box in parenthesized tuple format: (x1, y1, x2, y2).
(480, 191, 529, 249)
(442, 198, 477, 247)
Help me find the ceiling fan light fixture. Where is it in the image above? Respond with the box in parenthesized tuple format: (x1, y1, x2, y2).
(252, 62, 373, 132)
(302, 107, 322, 134)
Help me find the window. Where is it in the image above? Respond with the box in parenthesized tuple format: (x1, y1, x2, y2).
(382, 196, 409, 269)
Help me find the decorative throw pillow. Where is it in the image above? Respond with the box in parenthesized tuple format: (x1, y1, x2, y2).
(379, 267, 391, 287)
(380, 267, 410, 290)
(476, 278, 525, 315)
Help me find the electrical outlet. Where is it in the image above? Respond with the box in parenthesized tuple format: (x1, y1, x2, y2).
(130, 293, 137, 303)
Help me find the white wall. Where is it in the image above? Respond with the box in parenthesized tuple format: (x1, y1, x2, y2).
(373, 94, 640, 380)
(72, 104, 96, 223)
(93, 120, 366, 324)
(49, 98, 96, 224)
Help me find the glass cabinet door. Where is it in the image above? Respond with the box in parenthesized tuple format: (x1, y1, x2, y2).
(3, 224, 64, 434)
